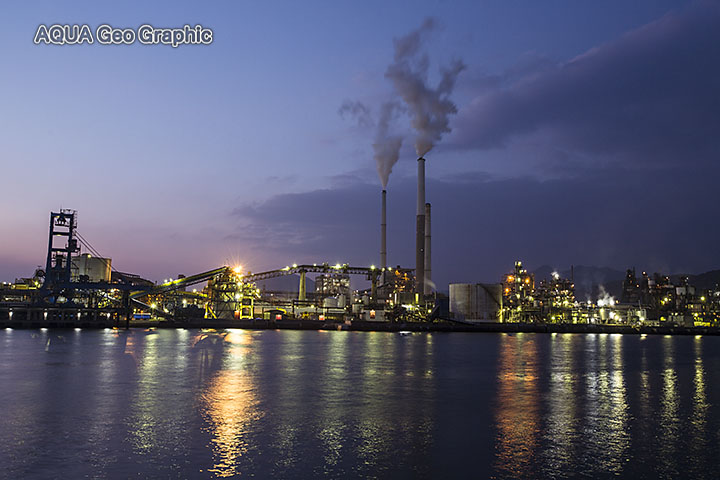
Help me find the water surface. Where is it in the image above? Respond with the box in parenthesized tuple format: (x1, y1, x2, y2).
(1, 328, 718, 478)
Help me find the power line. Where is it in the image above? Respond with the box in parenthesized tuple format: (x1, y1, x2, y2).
(74, 231, 118, 273)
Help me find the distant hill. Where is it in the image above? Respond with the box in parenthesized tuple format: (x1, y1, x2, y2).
(671, 270, 720, 291)
(534, 266, 720, 301)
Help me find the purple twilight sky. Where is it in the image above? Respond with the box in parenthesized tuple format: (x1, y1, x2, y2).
(1, 0, 718, 288)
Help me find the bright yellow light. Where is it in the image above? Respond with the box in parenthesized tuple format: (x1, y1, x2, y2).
(233, 265, 243, 274)
(151, 303, 157, 309)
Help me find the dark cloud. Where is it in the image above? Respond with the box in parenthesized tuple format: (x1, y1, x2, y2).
(230, 164, 720, 289)
(229, 5, 720, 288)
(230, 183, 382, 264)
(452, 3, 720, 167)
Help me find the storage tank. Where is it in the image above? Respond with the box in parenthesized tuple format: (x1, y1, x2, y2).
(72, 253, 111, 282)
(449, 283, 503, 322)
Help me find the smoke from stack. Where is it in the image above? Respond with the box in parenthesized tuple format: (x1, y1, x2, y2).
(339, 100, 403, 189)
(373, 102, 404, 189)
(385, 17, 465, 157)
(384, 18, 463, 297)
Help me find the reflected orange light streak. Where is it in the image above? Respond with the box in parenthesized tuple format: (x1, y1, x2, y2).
(201, 335, 260, 478)
(494, 336, 539, 478)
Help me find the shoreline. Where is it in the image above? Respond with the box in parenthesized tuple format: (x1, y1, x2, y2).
(2, 318, 719, 336)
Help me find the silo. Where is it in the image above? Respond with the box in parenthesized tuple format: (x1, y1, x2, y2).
(449, 283, 503, 322)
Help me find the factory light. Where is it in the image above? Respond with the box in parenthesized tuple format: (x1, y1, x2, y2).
(233, 265, 243, 274)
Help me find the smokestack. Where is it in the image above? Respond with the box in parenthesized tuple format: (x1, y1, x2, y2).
(416, 158, 425, 296)
(381, 189, 387, 272)
(424, 202, 431, 294)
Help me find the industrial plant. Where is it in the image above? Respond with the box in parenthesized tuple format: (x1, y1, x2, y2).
(0, 156, 436, 328)
(2, 159, 719, 331)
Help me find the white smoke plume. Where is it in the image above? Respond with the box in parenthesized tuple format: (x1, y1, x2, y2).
(339, 99, 404, 188)
(385, 17, 465, 157)
(338, 100, 373, 128)
(373, 101, 403, 188)
(596, 285, 616, 307)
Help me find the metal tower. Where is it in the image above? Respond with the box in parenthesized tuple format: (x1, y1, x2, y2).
(43, 209, 79, 289)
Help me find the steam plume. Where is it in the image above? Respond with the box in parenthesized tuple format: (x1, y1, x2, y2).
(338, 100, 373, 128)
(373, 101, 403, 188)
(385, 17, 465, 156)
(339, 99, 403, 188)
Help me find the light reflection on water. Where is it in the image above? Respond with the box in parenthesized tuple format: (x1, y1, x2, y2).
(690, 337, 709, 476)
(201, 331, 260, 477)
(0, 330, 719, 478)
(582, 333, 629, 475)
(659, 336, 680, 477)
(495, 334, 540, 478)
(542, 334, 579, 476)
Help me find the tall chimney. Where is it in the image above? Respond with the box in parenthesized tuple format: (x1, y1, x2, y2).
(381, 189, 387, 273)
(424, 202, 432, 294)
(416, 158, 425, 297)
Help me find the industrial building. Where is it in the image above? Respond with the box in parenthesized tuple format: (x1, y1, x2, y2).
(3, 150, 720, 331)
(0, 210, 427, 328)
(461, 260, 720, 327)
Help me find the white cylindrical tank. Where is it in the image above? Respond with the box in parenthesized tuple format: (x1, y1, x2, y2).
(449, 283, 503, 322)
(73, 253, 111, 282)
